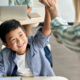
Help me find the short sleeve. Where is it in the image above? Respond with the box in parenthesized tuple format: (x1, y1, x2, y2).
(9, 0, 15, 5)
(26, 0, 33, 7)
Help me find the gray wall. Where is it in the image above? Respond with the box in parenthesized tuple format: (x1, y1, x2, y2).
(0, 0, 9, 6)
(58, 0, 75, 22)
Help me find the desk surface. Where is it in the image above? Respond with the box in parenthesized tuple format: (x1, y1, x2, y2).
(1, 76, 68, 80)
(22, 76, 68, 80)
(0, 7, 45, 25)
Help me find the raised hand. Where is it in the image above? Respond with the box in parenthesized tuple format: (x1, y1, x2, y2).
(39, 0, 58, 9)
(39, 0, 60, 20)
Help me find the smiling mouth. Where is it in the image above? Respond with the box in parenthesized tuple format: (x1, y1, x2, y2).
(18, 43, 25, 48)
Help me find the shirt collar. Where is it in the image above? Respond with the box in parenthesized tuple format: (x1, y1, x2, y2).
(27, 43, 30, 49)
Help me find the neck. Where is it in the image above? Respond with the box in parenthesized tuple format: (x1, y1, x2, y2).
(17, 48, 27, 55)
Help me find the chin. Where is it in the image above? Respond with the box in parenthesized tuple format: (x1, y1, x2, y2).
(19, 53, 25, 55)
(19, 48, 27, 54)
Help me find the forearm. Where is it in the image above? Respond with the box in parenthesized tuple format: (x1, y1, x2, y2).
(42, 7, 51, 36)
(27, 7, 32, 13)
(50, 17, 70, 44)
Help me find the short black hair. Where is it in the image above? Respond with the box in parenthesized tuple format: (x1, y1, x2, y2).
(0, 19, 24, 43)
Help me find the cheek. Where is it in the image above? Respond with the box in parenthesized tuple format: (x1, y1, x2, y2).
(22, 36, 28, 42)
(24, 38, 28, 44)
(9, 42, 17, 49)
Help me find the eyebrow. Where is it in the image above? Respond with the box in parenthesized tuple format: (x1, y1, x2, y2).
(9, 37, 14, 41)
(18, 31, 22, 34)
(9, 31, 22, 40)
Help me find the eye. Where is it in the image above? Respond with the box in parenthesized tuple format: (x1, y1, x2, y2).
(12, 39, 15, 41)
(20, 34, 23, 37)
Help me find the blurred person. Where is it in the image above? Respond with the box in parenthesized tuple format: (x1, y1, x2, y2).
(9, 0, 33, 37)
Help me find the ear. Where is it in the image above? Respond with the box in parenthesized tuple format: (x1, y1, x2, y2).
(3, 42, 10, 48)
(24, 30, 26, 33)
(24, 30, 26, 35)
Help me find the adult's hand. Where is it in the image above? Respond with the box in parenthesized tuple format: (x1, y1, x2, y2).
(39, 0, 60, 20)
(39, 0, 58, 9)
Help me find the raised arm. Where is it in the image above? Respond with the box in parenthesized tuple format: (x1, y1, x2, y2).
(42, 7, 51, 36)
(30, 7, 52, 48)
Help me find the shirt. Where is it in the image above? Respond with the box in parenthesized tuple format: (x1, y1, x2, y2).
(0, 29, 55, 77)
(16, 53, 33, 76)
(9, 0, 33, 7)
(50, 17, 80, 54)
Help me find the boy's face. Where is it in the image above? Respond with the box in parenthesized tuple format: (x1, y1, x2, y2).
(4, 27, 28, 55)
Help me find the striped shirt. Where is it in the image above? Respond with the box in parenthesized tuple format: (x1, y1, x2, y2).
(9, 0, 33, 7)
(50, 17, 80, 54)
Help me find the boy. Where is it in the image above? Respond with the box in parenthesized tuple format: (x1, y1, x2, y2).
(0, 8, 55, 77)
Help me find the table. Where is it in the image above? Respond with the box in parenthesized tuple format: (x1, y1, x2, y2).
(1, 76, 68, 80)
(0, 7, 45, 37)
(22, 76, 68, 80)
(20, 8, 45, 25)
(0, 7, 45, 25)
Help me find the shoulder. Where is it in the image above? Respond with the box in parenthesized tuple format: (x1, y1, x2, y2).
(0, 47, 12, 55)
(27, 36, 34, 43)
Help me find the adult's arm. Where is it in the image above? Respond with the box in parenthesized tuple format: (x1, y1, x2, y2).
(39, 0, 80, 53)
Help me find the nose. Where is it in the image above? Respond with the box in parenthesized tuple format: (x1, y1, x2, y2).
(17, 38, 23, 45)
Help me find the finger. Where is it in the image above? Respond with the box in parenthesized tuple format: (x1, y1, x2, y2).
(39, 0, 44, 4)
(39, 0, 46, 5)
(39, 0, 41, 2)
(47, 0, 51, 8)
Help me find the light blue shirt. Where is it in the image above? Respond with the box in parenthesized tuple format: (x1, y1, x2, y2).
(9, 0, 33, 7)
(0, 30, 55, 77)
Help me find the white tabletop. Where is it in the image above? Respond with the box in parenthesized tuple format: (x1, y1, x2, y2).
(1, 76, 68, 80)
(22, 76, 68, 80)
